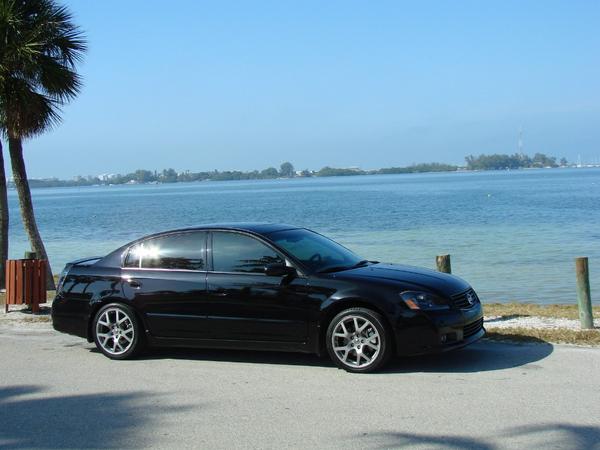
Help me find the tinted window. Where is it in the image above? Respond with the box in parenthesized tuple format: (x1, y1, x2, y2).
(124, 232, 206, 270)
(212, 232, 283, 273)
(267, 228, 362, 272)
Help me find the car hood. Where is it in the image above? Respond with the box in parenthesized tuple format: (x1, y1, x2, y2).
(331, 263, 471, 296)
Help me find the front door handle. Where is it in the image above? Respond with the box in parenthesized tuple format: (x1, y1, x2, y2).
(128, 280, 142, 289)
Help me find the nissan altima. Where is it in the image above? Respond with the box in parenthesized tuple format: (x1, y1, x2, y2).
(52, 223, 484, 373)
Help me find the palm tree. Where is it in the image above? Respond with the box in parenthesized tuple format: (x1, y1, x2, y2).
(0, 141, 8, 290)
(0, 0, 86, 289)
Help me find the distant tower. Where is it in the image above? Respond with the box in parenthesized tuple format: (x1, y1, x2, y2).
(518, 127, 523, 155)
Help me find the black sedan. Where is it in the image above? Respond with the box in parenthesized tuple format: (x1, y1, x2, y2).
(52, 223, 484, 373)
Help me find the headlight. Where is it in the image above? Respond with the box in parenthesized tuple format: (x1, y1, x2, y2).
(400, 291, 450, 310)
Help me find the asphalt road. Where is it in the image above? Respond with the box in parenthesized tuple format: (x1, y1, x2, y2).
(1, 323, 599, 449)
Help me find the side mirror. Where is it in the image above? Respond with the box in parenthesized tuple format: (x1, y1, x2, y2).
(264, 263, 296, 277)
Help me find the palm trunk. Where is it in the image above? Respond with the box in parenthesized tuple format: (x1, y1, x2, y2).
(0, 140, 9, 291)
(8, 137, 55, 290)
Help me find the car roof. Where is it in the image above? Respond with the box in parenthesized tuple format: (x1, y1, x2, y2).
(96, 223, 303, 268)
(170, 223, 300, 236)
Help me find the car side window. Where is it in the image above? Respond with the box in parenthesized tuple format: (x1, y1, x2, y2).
(212, 232, 283, 273)
(124, 232, 206, 270)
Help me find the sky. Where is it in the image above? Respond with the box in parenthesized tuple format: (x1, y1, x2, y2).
(14, 0, 600, 179)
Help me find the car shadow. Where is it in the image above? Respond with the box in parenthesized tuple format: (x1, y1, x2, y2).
(383, 339, 553, 373)
(130, 346, 335, 368)
(99, 338, 554, 373)
(0, 385, 193, 448)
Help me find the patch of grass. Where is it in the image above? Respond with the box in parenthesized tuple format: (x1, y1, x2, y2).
(484, 303, 600, 345)
(484, 303, 600, 320)
(486, 327, 600, 346)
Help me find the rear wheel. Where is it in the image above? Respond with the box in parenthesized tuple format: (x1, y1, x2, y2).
(326, 307, 391, 373)
(93, 303, 144, 360)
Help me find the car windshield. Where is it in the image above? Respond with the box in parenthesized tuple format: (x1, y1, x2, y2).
(267, 228, 365, 273)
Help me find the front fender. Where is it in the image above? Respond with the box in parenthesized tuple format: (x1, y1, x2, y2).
(318, 277, 403, 318)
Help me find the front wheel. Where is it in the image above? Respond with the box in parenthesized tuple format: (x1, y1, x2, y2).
(93, 303, 144, 360)
(326, 307, 392, 373)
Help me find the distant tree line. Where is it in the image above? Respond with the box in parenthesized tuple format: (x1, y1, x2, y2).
(465, 153, 566, 170)
(19, 152, 569, 189)
(315, 162, 459, 177)
(21, 161, 461, 188)
(23, 162, 301, 188)
(377, 162, 459, 174)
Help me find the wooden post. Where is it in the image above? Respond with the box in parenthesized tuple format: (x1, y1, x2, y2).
(575, 257, 593, 329)
(24, 251, 37, 259)
(436, 254, 452, 274)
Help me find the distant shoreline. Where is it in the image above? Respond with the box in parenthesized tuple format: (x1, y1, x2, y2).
(12, 152, 588, 189)
(14, 164, 598, 191)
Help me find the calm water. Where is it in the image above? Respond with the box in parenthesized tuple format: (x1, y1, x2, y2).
(7, 168, 600, 304)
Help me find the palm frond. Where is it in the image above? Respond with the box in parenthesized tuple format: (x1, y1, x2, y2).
(2, 74, 62, 138)
(0, 0, 86, 138)
(35, 54, 82, 101)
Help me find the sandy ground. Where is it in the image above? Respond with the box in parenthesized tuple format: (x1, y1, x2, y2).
(484, 315, 597, 330)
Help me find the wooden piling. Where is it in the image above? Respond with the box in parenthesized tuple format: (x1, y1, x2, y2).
(436, 254, 452, 274)
(575, 257, 593, 329)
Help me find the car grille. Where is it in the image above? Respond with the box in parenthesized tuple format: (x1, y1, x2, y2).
(451, 288, 480, 309)
(463, 318, 484, 339)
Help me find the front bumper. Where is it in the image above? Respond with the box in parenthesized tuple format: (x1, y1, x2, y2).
(394, 303, 485, 356)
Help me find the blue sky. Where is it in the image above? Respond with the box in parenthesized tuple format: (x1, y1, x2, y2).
(18, 0, 600, 178)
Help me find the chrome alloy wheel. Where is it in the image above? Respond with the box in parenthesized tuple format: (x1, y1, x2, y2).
(331, 315, 381, 369)
(95, 307, 135, 356)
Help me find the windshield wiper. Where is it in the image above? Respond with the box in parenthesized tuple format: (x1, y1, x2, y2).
(317, 265, 351, 274)
(318, 260, 373, 274)
(351, 259, 370, 268)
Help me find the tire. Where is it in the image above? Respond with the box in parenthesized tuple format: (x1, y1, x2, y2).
(92, 303, 145, 360)
(326, 307, 392, 373)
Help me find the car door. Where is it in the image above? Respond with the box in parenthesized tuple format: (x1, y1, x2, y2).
(205, 231, 312, 343)
(121, 231, 209, 338)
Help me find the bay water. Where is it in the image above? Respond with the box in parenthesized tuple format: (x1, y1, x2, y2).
(8, 168, 599, 304)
